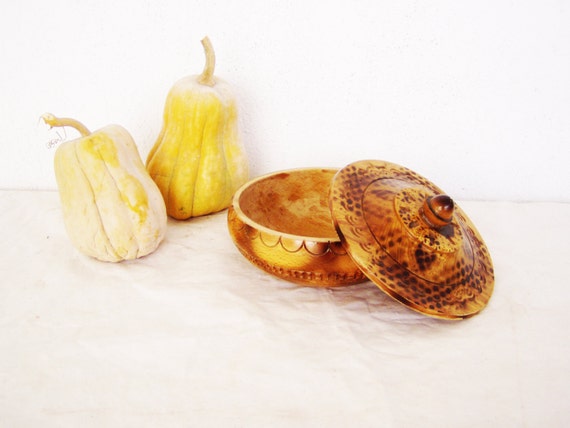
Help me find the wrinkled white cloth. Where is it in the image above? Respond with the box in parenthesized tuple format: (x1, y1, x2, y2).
(0, 190, 568, 427)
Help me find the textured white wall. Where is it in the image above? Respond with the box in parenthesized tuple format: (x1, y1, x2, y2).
(1, 0, 568, 201)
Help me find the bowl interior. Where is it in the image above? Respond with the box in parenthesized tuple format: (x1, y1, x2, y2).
(237, 169, 339, 239)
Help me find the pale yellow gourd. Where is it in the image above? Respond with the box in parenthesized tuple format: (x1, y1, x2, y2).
(146, 37, 249, 220)
(42, 113, 167, 262)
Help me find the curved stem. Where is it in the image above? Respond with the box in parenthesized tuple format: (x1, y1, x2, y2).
(41, 113, 91, 137)
(197, 36, 216, 87)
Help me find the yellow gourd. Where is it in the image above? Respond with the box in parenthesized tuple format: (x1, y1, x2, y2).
(42, 113, 167, 262)
(146, 37, 249, 220)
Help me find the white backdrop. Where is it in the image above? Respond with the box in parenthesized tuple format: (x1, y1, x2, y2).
(1, 0, 568, 201)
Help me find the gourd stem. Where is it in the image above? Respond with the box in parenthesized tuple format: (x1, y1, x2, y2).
(197, 36, 216, 87)
(41, 113, 91, 137)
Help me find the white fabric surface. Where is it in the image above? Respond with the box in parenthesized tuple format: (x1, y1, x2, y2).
(1, 190, 569, 427)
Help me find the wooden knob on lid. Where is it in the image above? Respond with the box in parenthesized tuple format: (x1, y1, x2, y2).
(420, 194, 454, 229)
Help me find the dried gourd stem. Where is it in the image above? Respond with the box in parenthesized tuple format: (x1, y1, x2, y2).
(41, 113, 91, 137)
(197, 36, 216, 87)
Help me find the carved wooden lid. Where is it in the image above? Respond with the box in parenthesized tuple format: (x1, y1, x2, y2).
(329, 160, 494, 319)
